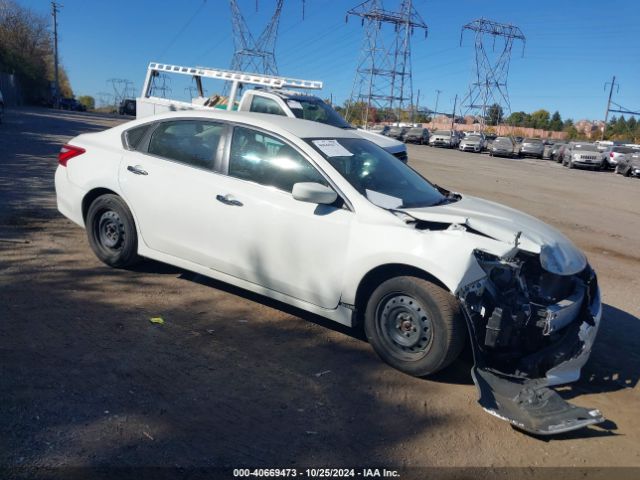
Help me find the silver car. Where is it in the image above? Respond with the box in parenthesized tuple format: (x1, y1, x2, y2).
(602, 145, 636, 169)
(489, 136, 516, 158)
(429, 130, 457, 148)
(459, 134, 485, 153)
(519, 138, 545, 159)
(562, 142, 604, 170)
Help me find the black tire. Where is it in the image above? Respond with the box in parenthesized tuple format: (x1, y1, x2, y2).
(86, 194, 140, 268)
(364, 276, 465, 377)
(568, 159, 575, 169)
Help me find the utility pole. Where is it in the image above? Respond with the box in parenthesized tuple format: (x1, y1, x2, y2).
(602, 76, 617, 141)
(413, 88, 420, 124)
(450, 94, 458, 131)
(51, 1, 61, 108)
(434, 89, 442, 117)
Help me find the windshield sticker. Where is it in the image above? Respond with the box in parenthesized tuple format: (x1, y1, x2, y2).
(312, 139, 353, 157)
(287, 100, 303, 110)
(366, 189, 403, 209)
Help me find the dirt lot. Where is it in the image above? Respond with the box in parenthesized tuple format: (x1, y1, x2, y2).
(1, 108, 639, 477)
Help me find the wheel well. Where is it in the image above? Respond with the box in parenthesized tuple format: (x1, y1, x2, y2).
(82, 188, 119, 222)
(353, 264, 449, 328)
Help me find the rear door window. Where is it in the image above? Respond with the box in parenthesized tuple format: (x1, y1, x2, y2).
(147, 120, 224, 170)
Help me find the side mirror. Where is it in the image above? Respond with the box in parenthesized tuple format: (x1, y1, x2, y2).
(292, 182, 338, 205)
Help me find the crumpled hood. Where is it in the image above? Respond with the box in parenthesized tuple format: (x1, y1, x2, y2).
(404, 195, 587, 275)
(357, 129, 406, 154)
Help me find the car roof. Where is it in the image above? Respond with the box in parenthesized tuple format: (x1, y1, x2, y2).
(123, 110, 360, 139)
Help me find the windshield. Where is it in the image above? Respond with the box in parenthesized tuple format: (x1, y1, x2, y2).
(307, 138, 447, 209)
(389, 127, 404, 133)
(287, 96, 352, 129)
(523, 138, 542, 143)
(433, 130, 450, 136)
(466, 135, 482, 141)
(573, 144, 598, 152)
(408, 128, 423, 134)
(494, 137, 513, 145)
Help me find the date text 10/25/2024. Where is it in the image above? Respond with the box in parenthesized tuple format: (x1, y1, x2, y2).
(233, 468, 400, 478)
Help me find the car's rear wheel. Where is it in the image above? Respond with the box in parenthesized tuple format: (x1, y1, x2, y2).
(364, 276, 465, 377)
(86, 194, 140, 268)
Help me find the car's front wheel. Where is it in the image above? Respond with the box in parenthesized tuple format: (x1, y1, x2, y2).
(86, 194, 140, 268)
(364, 276, 465, 377)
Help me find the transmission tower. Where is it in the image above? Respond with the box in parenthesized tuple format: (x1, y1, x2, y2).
(347, 0, 427, 126)
(229, 0, 284, 75)
(107, 79, 136, 107)
(96, 91, 114, 109)
(460, 18, 525, 131)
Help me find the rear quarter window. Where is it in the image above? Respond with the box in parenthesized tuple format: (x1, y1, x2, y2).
(123, 124, 151, 151)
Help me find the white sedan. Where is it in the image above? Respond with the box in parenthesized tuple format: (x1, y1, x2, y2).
(55, 110, 604, 435)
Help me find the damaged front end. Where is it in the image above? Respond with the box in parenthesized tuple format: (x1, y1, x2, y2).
(458, 249, 604, 435)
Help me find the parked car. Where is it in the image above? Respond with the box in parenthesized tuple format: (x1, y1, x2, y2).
(615, 152, 640, 177)
(519, 138, 545, 159)
(551, 142, 567, 162)
(429, 130, 458, 148)
(403, 127, 429, 144)
(387, 126, 409, 141)
(458, 134, 485, 153)
(542, 140, 555, 159)
(483, 133, 497, 151)
(489, 136, 517, 158)
(562, 142, 604, 170)
(59, 97, 86, 111)
(0, 89, 4, 123)
(119, 99, 137, 116)
(602, 145, 635, 170)
(55, 110, 603, 435)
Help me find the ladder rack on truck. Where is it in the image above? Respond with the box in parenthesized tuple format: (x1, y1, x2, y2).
(138, 62, 323, 118)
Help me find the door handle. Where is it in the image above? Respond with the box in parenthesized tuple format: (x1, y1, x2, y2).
(216, 194, 243, 207)
(127, 165, 148, 175)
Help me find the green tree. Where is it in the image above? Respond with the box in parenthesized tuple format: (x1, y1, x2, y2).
(486, 104, 503, 126)
(78, 95, 95, 110)
(0, 0, 73, 102)
(549, 111, 563, 131)
(530, 109, 550, 130)
(506, 111, 529, 126)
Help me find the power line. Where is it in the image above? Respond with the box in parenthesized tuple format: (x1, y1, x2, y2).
(158, 0, 208, 59)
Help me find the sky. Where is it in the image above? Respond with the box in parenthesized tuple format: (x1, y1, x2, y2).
(19, 0, 640, 121)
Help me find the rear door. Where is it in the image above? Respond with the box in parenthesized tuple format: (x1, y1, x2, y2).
(118, 119, 229, 267)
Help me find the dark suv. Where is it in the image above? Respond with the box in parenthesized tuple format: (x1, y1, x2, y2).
(119, 99, 137, 116)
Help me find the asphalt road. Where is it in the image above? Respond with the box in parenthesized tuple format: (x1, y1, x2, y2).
(1, 108, 639, 477)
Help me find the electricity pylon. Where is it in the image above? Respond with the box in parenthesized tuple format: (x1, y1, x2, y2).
(460, 18, 525, 131)
(229, 0, 284, 75)
(347, 0, 428, 126)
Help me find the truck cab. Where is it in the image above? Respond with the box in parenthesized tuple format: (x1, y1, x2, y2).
(238, 89, 407, 162)
(136, 63, 408, 163)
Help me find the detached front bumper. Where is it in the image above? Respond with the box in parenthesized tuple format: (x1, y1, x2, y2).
(461, 266, 605, 435)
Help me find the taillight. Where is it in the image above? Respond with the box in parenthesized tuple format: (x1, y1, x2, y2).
(58, 144, 86, 166)
(609, 152, 614, 158)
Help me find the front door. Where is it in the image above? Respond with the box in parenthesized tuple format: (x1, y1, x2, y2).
(206, 126, 353, 309)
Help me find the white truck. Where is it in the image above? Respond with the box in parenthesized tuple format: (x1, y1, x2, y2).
(136, 62, 408, 163)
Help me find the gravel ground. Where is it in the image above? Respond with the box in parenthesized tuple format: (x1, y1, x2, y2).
(1, 108, 639, 478)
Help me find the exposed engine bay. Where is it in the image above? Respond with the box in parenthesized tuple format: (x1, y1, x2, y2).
(458, 249, 604, 435)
